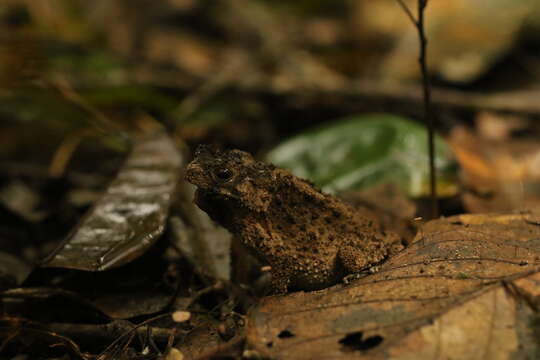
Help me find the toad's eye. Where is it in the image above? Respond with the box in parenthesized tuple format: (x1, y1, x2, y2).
(214, 168, 233, 181)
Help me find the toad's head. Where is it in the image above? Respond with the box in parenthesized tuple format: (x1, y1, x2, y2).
(186, 145, 273, 212)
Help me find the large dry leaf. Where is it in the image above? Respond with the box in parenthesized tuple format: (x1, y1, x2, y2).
(42, 132, 183, 271)
(247, 213, 540, 359)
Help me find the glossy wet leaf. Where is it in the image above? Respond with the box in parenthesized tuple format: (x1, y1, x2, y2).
(266, 114, 456, 197)
(247, 213, 540, 359)
(42, 132, 183, 271)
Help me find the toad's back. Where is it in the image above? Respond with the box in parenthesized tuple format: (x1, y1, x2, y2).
(186, 146, 403, 292)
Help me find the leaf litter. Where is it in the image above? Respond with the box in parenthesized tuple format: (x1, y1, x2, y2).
(3, 1, 540, 358)
(5, 132, 540, 358)
(29, 130, 536, 359)
(247, 213, 540, 359)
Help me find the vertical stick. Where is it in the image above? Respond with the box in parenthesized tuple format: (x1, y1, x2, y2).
(395, 0, 438, 218)
(417, 0, 438, 218)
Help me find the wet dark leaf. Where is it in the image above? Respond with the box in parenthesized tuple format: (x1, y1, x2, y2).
(1, 287, 109, 323)
(42, 132, 183, 271)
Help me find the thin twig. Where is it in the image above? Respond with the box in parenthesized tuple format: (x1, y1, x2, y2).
(395, 0, 438, 218)
(48, 128, 91, 178)
(97, 313, 174, 358)
(417, 0, 438, 219)
(395, 0, 417, 25)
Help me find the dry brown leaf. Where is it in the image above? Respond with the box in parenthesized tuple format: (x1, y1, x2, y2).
(247, 213, 540, 359)
(449, 125, 540, 212)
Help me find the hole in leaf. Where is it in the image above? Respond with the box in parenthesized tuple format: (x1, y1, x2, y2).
(339, 331, 383, 352)
(266, 341, 273, 348)
(278, 329, 295, 339)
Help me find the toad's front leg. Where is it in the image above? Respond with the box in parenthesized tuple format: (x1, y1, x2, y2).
(269, 262, 291, 294)
(337, 234, 389, 274)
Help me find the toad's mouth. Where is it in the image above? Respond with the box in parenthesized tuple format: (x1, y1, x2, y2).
(193, 188, 243, 228)
(195, 188, 242, 207)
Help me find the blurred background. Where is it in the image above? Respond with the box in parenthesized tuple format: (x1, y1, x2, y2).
(3, 1, 540, 357)
(2, 0, 540, 261)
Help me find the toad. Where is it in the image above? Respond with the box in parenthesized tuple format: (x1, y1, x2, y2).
(185, 145, 403, 293)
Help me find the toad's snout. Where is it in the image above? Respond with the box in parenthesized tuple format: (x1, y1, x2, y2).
(185, 162, 206, 187)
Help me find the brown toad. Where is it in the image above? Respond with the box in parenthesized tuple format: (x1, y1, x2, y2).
(185, 146, 403, 293)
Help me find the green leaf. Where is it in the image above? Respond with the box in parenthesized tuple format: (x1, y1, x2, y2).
(266, 114, 457, 197)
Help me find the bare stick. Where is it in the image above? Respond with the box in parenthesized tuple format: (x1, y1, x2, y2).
(417, 0, 438, 219)
(395, 0, 438, 218)
(395, 0, 417, 24)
